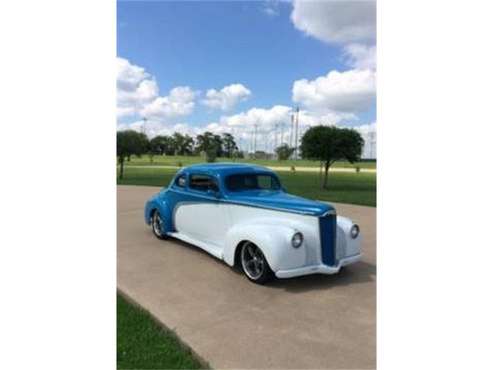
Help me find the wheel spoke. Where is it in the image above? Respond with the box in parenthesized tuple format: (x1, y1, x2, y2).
(242, 243, 267, 280)
(254, 261, 261, 274)
(153, 213, 163, 236)
(247, 245, 255, 257)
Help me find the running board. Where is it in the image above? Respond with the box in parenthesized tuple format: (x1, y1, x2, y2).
(168, 232, 223, 260)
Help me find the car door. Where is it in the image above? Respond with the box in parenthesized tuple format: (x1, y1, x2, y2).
(173, 173, 230, 248)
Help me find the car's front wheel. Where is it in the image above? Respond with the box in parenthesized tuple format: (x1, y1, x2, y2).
(240, 242, 274, 284)
(151, 210, 167, 239)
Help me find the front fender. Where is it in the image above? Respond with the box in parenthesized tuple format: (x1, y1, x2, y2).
(336, 215, 362, 258)
(223, 222, 307, 272)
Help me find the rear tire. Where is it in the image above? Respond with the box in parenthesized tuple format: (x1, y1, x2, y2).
(151, 210, 167, 240)
(240, 242, 274, 284)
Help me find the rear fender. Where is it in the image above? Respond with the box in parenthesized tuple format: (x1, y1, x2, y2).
(144, 197, 172, 233)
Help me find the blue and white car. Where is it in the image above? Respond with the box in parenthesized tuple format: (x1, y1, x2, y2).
(145, 163, 361, 284)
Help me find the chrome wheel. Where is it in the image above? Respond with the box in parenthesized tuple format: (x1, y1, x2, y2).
(152, 211, 165, 238)
(241, 242, 267, 281)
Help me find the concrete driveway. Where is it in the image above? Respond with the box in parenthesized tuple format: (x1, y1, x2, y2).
(118, 185, 376, 369)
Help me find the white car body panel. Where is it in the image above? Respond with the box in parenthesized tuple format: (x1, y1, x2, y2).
(170, 202, 362, 278)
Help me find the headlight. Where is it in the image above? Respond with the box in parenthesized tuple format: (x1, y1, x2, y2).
(291, 232, 303, 248)
(350, 224, 360, 239)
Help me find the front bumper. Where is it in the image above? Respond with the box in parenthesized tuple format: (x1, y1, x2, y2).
(275, 253, 362, 279)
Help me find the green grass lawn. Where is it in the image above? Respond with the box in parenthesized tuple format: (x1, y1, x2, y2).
(117, 293, 206, 369)
(125, 154, 377, 169)
(117, 166, 376, 207)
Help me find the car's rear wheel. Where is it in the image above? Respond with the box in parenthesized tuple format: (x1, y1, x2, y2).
(151, 210, 167, 239)
(240, 242, 274, 284)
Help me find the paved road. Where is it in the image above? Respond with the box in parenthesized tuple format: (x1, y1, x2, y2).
(118, 185, 376, 369)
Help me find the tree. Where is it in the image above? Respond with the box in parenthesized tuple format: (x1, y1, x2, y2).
(117, 130, 149, 179)
(173, 132, 194, 155)
(149, 136, 167, 155)
(195, 132, 214, 153)
(300, 125, 363, 189)
(275, 144, 295, 160)
(212, 134, 223, 157)
(222, 133, 238, 158)
(163, 136, 177, 155)
(183, 134, 195, 155)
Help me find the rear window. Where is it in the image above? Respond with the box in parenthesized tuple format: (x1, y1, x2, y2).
(226, 173, 280, 192)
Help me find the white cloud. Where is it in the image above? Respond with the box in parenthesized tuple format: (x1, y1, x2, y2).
(202, 83, 251, 111)
(343, 43, 376, 70)
(353, 122, 376, 158)
(291, 0, 376, 44)
(292, 68, 376, 113)
(117, 119, 202, 139)
(117, 57, 149, 91)
(117, 57, 198, 121)
(198, 105, 355, 151)
(220, 105, 291, 129)
(261, 0, 280, 17)
(117, 57, 159, 118)
(141, 86, 198, 120)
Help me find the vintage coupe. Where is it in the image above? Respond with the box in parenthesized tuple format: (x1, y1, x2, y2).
(144, 163, 361, 284)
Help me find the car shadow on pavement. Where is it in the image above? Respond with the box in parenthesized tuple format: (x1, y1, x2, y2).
(265, 261, 376, 293)
(167, 237, 375, 293)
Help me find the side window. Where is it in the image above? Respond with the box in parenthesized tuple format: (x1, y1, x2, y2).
(175, 174, 186, 188)
(189, 174, 218, 192)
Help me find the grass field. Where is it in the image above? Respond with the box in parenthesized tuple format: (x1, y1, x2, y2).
(125, 154, 377, 169)
(117, 294, 206, 369)
(117, 166, 376, 207)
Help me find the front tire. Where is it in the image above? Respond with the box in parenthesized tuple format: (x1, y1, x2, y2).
(151, 210, 167, 239)
(240, 242, 274, 284)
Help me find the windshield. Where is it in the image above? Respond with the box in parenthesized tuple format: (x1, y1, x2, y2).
(225, 173, 281, 192)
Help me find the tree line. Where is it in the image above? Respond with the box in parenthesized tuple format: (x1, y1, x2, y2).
(117, 125, 364, 190)
(117, 130, 240, 179)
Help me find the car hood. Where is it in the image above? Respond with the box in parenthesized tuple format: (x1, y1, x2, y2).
(225, 191, 335, 216)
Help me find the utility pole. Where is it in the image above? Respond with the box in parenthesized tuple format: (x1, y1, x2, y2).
(274, 123, 279, 152)
(280, 122, 284, 145)
(294, 106, 300, 160)
(369, 131, 376, 159)
(250, 130, 254, 154)
(253, 123, 258, 154)
(142, 117, 148, 137)
(290, 114, 294, 150)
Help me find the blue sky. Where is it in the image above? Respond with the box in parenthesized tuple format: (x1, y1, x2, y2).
(117, 1, 376, 155)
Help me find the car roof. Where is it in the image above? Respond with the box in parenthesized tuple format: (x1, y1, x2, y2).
(181, 162, 275, 177)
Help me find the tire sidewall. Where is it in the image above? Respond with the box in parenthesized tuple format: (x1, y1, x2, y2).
(152, 211, 166, 240)
(241, 243, 273, 284)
